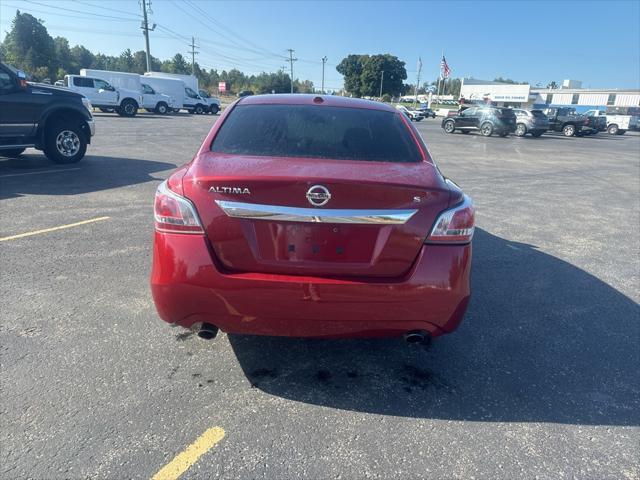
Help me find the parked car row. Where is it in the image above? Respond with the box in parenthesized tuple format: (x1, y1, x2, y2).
(440, 105, 635, 138)
(395, 104, 436, 121)
(56, 69, 221, 118)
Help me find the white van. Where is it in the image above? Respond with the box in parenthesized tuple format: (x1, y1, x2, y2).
(141, 76, 208, 114)
(64, 74, 142, 117)
(81, 69, 174, 114)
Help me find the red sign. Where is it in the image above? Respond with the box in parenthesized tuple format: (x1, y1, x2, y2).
(218, 81, 227, 92)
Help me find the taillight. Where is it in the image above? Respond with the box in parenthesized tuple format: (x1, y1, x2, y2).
(154, 180, 204, 234)
(426, 196, 475, 244)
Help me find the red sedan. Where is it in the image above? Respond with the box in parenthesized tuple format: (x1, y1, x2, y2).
(151, 95, 474, 344)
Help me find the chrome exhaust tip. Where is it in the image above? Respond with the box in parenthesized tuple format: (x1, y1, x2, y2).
(403, 330, 431, 345)
(192, 322, 219, 340)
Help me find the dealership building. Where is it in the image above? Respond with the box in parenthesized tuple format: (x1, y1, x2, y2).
(459, 78, 640, 113)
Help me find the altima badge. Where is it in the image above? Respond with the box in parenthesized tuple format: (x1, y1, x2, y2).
(306, 185, 331, 207)
(209, 186, 251, 195)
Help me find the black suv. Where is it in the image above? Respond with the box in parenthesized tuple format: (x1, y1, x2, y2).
(442, 106, 517, 137)
(0, 62, 95, 163)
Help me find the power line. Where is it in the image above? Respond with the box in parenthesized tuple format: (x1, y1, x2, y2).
(2, 3, 139, 22)
(23, 0, 138, 21)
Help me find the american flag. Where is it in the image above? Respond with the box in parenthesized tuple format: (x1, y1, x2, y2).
(440, 55, 451, 79)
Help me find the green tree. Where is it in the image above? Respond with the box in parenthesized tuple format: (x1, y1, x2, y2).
(70, 45, 94, 71)
(1, 11, 56, 77)
(53, 37, 72, 75)
(168, 53, 189, 74)
(336, 54, 368, 97)
(117, 48, 135, 72)
(359, 54, 406, 97)
(547, 81, 558, 89)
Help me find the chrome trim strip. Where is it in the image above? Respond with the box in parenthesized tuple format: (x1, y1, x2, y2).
(215, 200, 418, 225)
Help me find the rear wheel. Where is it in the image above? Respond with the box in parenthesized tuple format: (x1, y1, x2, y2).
(563, 124, 576, 137)
(119, 99, 138, 117)
(155, 102, 169, 115)
(1, 148, 26, 158)
(480, 122, 493, 136)
(43, 121, 87, 164)
(443, 120, 455, 133)
(209, 104, 220, 114)
(515, 123, 527, 137)
(607, 124, 619, 135)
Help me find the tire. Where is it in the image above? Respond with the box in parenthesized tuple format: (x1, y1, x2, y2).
(531, 131, 544, 137)
(607, 124, 619, 135)
(1, 148, 26, 158)
(155, 102, 169, 115)
(563, 124, 576, 137)
(43, 121, 87, 164)
(443, 120, 455, 133)
(119, 99, 138, 117)
(480, 122, 493, 137)
(515, 123, 527, 137)
(209, 104, 220, 115)
(194, 104, 205, 115)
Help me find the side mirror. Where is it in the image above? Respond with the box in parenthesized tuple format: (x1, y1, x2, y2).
(16, 70, 28, 89)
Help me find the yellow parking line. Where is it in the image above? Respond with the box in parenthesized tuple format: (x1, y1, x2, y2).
(151, 427, 226, 480)
(0, 216, 111, 242)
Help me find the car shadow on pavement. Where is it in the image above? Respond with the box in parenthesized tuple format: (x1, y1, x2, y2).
(228, 228, 639, 426)
(0, 154, 176, 200)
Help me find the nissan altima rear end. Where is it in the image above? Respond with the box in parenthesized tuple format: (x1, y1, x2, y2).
(151, 95, 474, 343)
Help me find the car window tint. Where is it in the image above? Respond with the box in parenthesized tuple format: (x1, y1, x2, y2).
(94, 79, 110, 89)
(73, 77, 93, 88)
(142, 84, 154, 94)
(0, 71, 14, 93)
(211, 104, 422, 163)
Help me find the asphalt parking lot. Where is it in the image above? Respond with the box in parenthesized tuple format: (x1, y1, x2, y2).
(1, 113, 639, 479)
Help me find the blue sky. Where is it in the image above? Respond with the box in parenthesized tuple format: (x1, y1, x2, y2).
(1, 0, 639, 89)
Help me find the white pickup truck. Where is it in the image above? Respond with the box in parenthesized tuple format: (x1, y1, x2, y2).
(583, 109, 638, 135)
(64, 74, 142, 117)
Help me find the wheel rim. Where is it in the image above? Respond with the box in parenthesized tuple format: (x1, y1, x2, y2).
(159, 105, 166, 114)
(56, 130, 80, 157)
(565, 126, 574, 135)
(482, 124, 492, 135)
(125, 103, 135, 115)
(444, 122, 454, 132)
(516, 125, 525, 135)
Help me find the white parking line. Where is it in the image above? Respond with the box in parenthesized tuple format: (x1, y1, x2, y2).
(0, 168, 82, 178)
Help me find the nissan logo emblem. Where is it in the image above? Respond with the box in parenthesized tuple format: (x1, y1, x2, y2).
(306, 185, 331, 207)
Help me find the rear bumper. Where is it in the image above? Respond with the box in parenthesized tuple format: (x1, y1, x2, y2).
(150, 232, 472, 339)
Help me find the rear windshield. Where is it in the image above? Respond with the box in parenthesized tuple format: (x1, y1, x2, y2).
(531, 110, 546, 118)
(211, 104, 422, 163)
(498, 108, 516, 116)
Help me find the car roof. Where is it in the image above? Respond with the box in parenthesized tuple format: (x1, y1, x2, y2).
(237, 94, 397, 112)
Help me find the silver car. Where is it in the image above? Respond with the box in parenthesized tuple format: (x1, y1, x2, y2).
(513, 109, 549, 137)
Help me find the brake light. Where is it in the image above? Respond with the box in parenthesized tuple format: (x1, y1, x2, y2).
(154, 180, 204, 234)
(426, 196, 475, 244)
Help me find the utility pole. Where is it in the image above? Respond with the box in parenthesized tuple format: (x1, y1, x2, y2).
(140, 0, 155, 72)
(287, 49, 297, 93)
(188, 36, 199, 74)
(321, 56, 327, 94)
(413, 57, 422, 105)
(379, 70, 384, 98)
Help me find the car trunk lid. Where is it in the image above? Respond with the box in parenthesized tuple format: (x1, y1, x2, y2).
(184, 153, 450, 278)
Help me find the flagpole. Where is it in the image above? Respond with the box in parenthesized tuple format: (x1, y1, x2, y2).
(436, 50, 443, 105)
